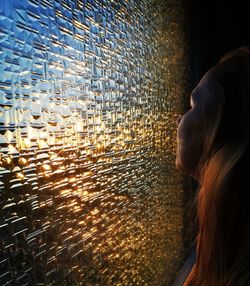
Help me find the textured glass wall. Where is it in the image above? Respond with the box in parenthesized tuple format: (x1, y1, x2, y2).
(0, 0, 190, 285)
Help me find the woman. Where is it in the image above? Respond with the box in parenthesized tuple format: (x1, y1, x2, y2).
(176, 47, 250, 286)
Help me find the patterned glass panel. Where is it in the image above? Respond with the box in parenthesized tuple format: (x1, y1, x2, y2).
(0, 0, 190, 285)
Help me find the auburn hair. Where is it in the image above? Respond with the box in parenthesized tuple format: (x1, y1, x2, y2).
(184, 47, 250, 286)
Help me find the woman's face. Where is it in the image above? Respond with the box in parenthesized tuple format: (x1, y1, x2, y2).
(175, 73, 224, 181)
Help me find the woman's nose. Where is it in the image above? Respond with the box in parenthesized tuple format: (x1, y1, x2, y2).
(176, 115, 183, 126)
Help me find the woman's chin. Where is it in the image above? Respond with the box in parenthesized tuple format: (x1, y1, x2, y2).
(175, 156, 193, 176)
(175, 157, 200, 182)
(175, 157, 186, 174)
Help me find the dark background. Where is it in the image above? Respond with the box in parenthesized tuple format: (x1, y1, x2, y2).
(189, 0, 250, 88)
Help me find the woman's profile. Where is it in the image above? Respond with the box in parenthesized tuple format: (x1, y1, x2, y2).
(176, 47, 250, 286)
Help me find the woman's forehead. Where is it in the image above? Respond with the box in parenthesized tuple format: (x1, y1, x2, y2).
(191, 76, 224, 105)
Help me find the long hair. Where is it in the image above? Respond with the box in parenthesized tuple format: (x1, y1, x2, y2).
(184, 47, 250, 286)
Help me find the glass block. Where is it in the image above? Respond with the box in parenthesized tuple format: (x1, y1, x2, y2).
(0, 0, 191, 285)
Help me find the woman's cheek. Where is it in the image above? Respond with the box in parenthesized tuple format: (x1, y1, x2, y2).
(176, 109, 204, 167)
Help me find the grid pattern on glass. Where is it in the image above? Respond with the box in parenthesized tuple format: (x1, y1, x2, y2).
(0, 0, 190, 285)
